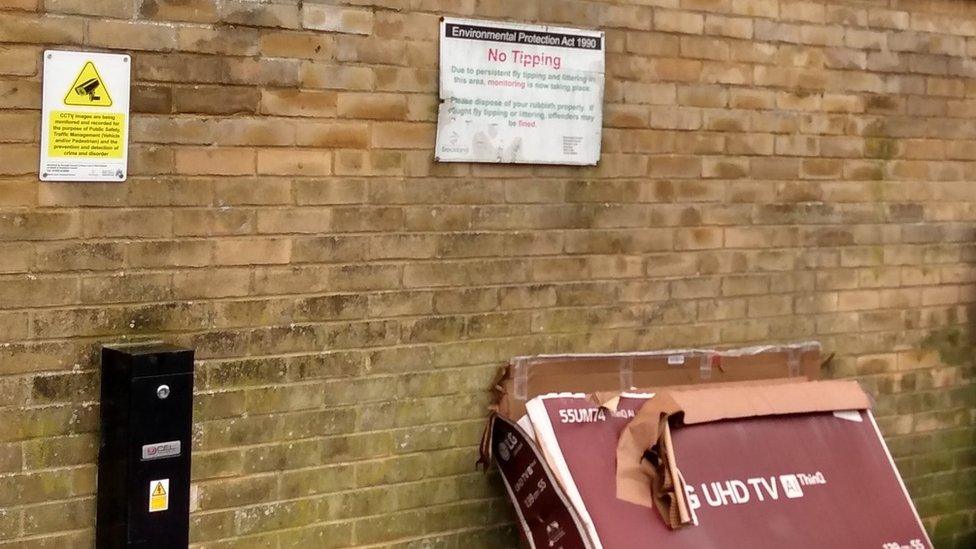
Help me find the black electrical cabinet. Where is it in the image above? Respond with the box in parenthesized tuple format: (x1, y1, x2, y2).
(97, 343, 194, 549)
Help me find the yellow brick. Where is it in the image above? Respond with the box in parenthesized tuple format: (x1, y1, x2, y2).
(214, 238, 291, 265)
(337, 92, 407, 120)
(0, 45, 39, 76)
(214, 118, 295, 146)
(257, 149, 332, 176)
(837, 290, 881, 311)
(732, 0, 778, 18)
(139, 0, 217, 22)
(654, 10, 704, 34)
(219, 1, 299, 29)
(370, 122, 435, 149)
(4, 0, 41, 10)
(256, 208, 332, 234)
(704, 14, 753, 39)
(0, 13, 85, 43)
(301, 62, 374, 90)
(175, 148, 256, 175)
(261, 89, 337, 117)
(302, 4, 373, 35)
(0, 180, 35, 207)
(177, 26, 260, 56)
(296, 121, 369, 148)
(86, 19, 178, 51)
(260, 30, 334, 59)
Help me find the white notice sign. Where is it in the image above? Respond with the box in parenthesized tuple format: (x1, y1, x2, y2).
(436, 18, 605, 165)
(40, 50, 131, 182)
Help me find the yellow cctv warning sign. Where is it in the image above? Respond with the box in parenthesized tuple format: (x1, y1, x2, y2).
(64, 61, 113, 107)
(149, 479, 169, 512)
(41, 50, 130, 181)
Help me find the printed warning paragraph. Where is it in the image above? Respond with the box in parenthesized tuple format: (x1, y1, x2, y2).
(48, 111, 124, 158)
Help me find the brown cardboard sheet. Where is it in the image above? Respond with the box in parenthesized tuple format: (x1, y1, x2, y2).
(616, 380, 873, 524)
(674, 379, 872, 424)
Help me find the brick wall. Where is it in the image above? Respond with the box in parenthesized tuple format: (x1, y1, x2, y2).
(1, 0, 975, 547)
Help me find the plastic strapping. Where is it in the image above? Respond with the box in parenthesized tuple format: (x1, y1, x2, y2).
(619, 356, 634, 391)
(699, 353, 712, 380)
(788, 348, 800, 377)
(513, 357, 528, 401)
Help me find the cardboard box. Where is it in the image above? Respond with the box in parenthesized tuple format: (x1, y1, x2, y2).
(496, 380, 931, 549)
(492, 342, 823, 420)
(482, 342, 823, 549)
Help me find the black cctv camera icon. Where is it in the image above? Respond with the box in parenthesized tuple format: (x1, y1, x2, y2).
(74, 78, 101, 101)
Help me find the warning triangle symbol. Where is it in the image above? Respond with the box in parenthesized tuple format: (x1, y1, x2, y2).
(64, 61, 113, 107)
(152, 482, 166, 497)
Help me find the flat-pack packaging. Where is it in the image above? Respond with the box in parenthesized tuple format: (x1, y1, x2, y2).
(482, 343, 930, 549)
(491, 342, 822, 420)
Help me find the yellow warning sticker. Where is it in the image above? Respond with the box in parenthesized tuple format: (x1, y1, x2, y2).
(64, 61, 113, 107)
(149, 479, 169, 513)
(47, 111, 125, 158)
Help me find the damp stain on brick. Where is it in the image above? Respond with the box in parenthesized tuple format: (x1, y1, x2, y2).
(921, 327, 975, 367)
(814, 228, 855, 247)
(865, 94, 900, 113)
(31, 375, 64, 401)
(865, 162, 885, 181)
(865, 137, 896, 159)
(139, 0, 160, 18)
(758, 202, 837, 225)
(183, 26, 260, 59)
(679, 206, 702, 225)
(887, 202, 924, 223)
(652, 180, 675, 202)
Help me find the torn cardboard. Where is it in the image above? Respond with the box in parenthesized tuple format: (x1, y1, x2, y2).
(616, 380, 874, 517)
(526, 392, 657, 549)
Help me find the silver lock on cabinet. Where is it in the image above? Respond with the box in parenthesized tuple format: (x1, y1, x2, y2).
(156, 384, 171, 400)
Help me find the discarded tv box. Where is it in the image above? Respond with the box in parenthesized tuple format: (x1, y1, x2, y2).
(482, 342, 931, 549)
